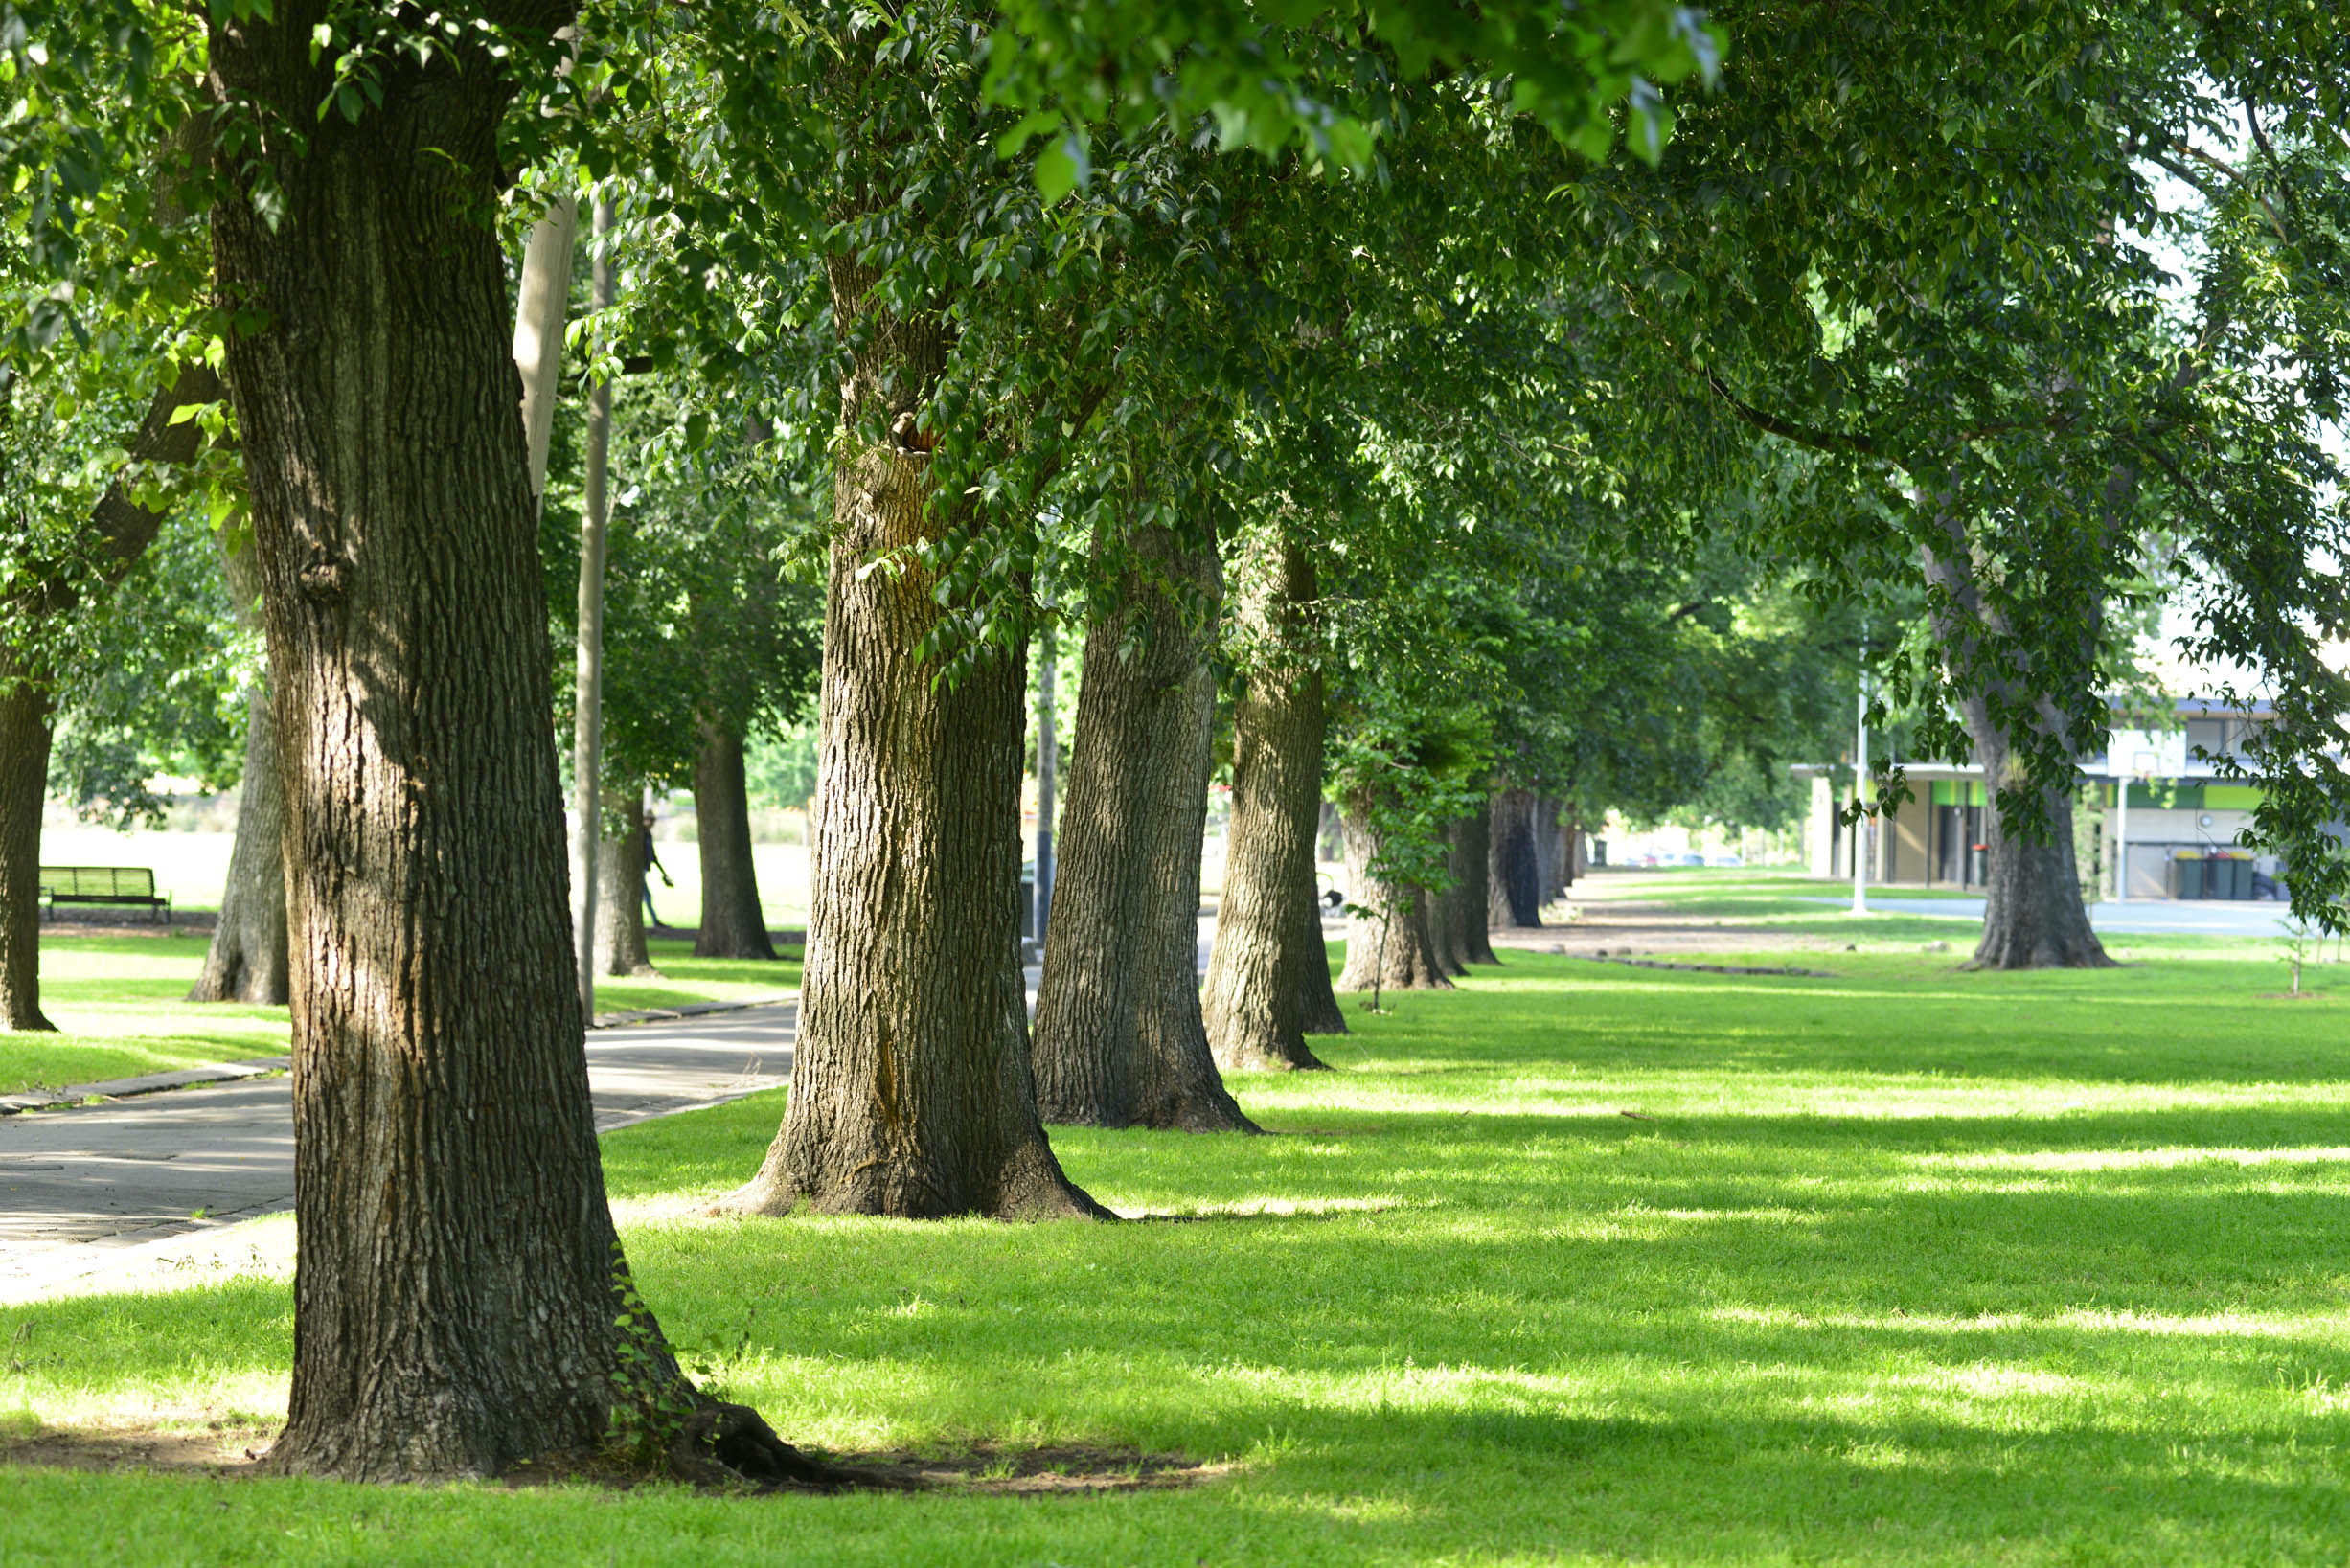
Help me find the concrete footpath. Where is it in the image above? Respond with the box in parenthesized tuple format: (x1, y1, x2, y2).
(0, 1001, 798, 1300)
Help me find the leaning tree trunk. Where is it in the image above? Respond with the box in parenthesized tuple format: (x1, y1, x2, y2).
(191, 535, 289, 1005)
(207, 15, 813, 1484)
(725, 262, 1100, 1220)
(1201, 534, 1332, 1071)
(1489, 786, 1543, 927)
(595, 794, 658, 979)
(0, 658, 55, 1032)
(1449, 807, 1501, 966)
(1033, 527, 1256, 1132)
(1921, 530, 2114, 972)
(1335, 799, 1453, 993)
(691, 718, 776, 960)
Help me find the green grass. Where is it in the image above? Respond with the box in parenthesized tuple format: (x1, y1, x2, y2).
(6, 935, 2350, 1562)
(0, 936, 800, 1096)
(1, 935, 288, 1093)
(594, 939, 803, 1014)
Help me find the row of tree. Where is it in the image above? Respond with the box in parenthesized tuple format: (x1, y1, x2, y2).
(2, 0, 2344, 1490)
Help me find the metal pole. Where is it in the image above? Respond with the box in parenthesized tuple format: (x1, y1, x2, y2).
(1852, 645, 1868, 916)
(2112, 773, 2130, 902)
(571, 195, 616, 1019)
(1034, 623, 1057, 942)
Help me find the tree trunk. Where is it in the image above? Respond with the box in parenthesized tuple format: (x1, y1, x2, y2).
(596, 794, 658, 979)
(1424, 886, 1467, 976)
(1964, 715, 2113, 969)
(1201, 535, 1332, 1071)
(1920, 530, 2115, 973)
(207, 14, 810, 1483)
(1293, 818, 1349, 1034)
(1450, 807, 1501, 966)
(1532, 796, 1565, 905)
(0, 656, 56, 1032)
(725, 259, 1101, 1220)
(692, 719, 776, 960)
(1489, 786, 1543, 927)
(1335, 799, 1453, 993)
(1033, 528, 1256, 1132)
(192, 535, 289, 1006)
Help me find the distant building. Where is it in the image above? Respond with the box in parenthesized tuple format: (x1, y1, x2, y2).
(1797, 699, 2288, 901)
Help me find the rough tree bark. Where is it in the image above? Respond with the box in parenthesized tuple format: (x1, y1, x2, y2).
(723, 256, 1101, 1220)
(1, 361, 224, 1032)
(1448, 807, 1501, 966)
(595, 794, 657, 979)
(1335, 799, 1453, 993)
(0, 661, 53, 1032)
(1488, 786, 1543, 927)
(1424, 884, 1468, 977)
(692, 719, 776, 960)
(1532, 795, 1568, 906)
(191, 534, 289, 1005)
(208, 10, 815, 1483)
(1201, 534, 1333, 1071)
(1921, 527, 2114, 971)
(1032, 527, 1257, 1132)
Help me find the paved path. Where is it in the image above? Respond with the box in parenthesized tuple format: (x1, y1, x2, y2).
(1801, 896, 2295, 937)
(2, 925, 1239, 1301)
(0, 1002, 797, 1298)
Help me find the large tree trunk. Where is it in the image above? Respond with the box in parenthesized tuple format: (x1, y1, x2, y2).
(1335, 800, 1453, 993)
(207, 13, 810, 1484)
(1033, 528, 1256, 1132)
(0, 657, 55, 1032)
(1920, 532, 2114, 972)
(1489, 786, 1543, 927)
(1449, 807, 1501, 966)
(596, 794, 658, 979)
(1963, 712, 2112, 968)
(692, 719, 776, 960)
(191, 535, 289, 1006)
(725, 260, 1099, 1220)
(1201, 535, 1332, 1071)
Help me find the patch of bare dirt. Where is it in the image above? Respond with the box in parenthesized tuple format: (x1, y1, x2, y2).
(0, 1421, 263, 1477)
(0, 1423, 1227, 1497)
(827, 1443, 1230, 1495)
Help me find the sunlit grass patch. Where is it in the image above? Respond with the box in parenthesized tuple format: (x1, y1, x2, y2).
(5, 942, 2350, 1561)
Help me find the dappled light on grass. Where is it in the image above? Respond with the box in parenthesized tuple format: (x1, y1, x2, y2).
(8, 946, 2350, 1559)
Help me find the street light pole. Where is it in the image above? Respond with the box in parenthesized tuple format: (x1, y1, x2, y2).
(1852, 648, 1869, 917)
(1035, 622, 1056, 943)
(2112, 773, 2130, 903)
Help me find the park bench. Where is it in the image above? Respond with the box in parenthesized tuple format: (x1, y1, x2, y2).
(36, 866, 172, 923)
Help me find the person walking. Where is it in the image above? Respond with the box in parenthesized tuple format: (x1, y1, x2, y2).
(642, 808, 674, 928)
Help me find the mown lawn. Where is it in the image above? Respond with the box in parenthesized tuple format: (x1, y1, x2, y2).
(4, 939, 2347, 1563)
(0, 937, 800, 1096)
